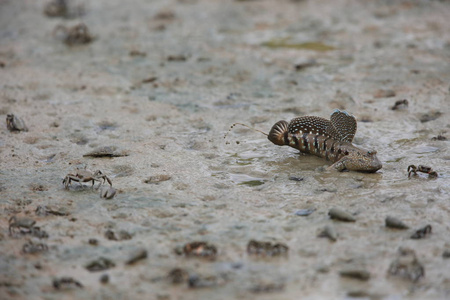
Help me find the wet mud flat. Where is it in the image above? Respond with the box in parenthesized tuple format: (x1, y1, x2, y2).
(1, 0, 450, 299)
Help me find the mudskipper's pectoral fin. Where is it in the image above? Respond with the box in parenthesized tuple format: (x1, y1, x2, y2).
(328, 156, 349, 172)
(327, 109, 357, 142)
(288, 116, 331, 136)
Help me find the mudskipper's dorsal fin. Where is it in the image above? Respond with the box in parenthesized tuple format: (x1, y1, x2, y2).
(288, 116, 331, 136)
(327, 109, 357, 142)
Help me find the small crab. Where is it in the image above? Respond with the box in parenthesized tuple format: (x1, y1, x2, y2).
(53, 23, 94, 45)
(407, 165, 438, 178)
(9, 216, 36, 236)
(63, 168, 112, 189)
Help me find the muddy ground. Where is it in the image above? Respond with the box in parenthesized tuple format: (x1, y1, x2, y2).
(1, 0, 450, 299)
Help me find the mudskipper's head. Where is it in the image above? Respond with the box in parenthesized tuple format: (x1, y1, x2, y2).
(345, 149, 382, 173)
(268, 120, 289, 146)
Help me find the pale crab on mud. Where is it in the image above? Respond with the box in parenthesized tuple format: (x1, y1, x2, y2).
(407, 165, 438, 178)
(63, 168, 112, 189)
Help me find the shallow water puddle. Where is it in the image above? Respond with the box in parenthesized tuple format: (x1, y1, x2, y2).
(411, 146, 439, 154)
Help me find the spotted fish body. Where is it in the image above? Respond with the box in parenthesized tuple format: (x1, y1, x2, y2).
(268, 110, 382, 172)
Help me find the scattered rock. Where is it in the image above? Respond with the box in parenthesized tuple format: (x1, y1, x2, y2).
(168, 268, 189, 284)
(385, 216, 409, 229)
(144, 174, 171, 184)
(179, 241, 217, 259)
(250, 281, 285, 293)
(142, 76, 158, 84)
(104, 230, 132, 241)
(288, 176, 304, 182)
(167, 55, 187, 62)
(374, 89, 396, 98)
(294, 209, 315, 216)
(294, 59, 317, 71)
(126, 248, 147, 265)
(83, 146, 129, 157)
(54, 23, 94, 46)
(100, 274, 109, 284)
(88, 238, 99, 246)
(419, 111, 442, 123)
(328, 207, 356, 222)
(318, 225, 338, 242)
(388, 248, 424, 282)
(247, 240, 288, 257)
(347, 290, 370, 298)
(100, 186, 116, 199)
(85, 257, 116, 272)
(188, 273, 226, 288)
(129, 50, 147, 57)
(410, 225, 432, 239)
(53, 277, 83, 290)
(44, 0, 84, 18)
(154, 10, 176, 21)
(339, 268, 371, 281)
(443, 249, 450, 259)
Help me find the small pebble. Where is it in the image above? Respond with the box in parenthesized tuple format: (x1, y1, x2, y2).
(250, 281, 285, 293)
(126, 248, 148, 265)
(53, 277, 83, 290)
(188, 274, 223, 288)
(420, 111, 442, 123)
(385, 216, 409, 229)
(374, 89, 396, 98)
(339, 269, 371, 281)
(247, 240, 289, 257)
(289, 176, 304, 182)
(318, 225, 337, 242)
(182, 241, 217, 258)
(100, 274, 109, 284)
(83, 146, 129, 157)
(85, 257, 115, 272)
(100, 186, 116, 199)
(168, 268, 188, 284)
(442, 249, 450, 259)
(144, 174, 172, 184)
(328, 207, 356, 222)
(88, 238, 99, 246)
(294, 59, 317, 71)
(347, 290, 370, 298)
(294, 209, 315, 216)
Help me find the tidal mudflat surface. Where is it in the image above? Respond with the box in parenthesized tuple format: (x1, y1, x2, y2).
(1, 0, 449, 299)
